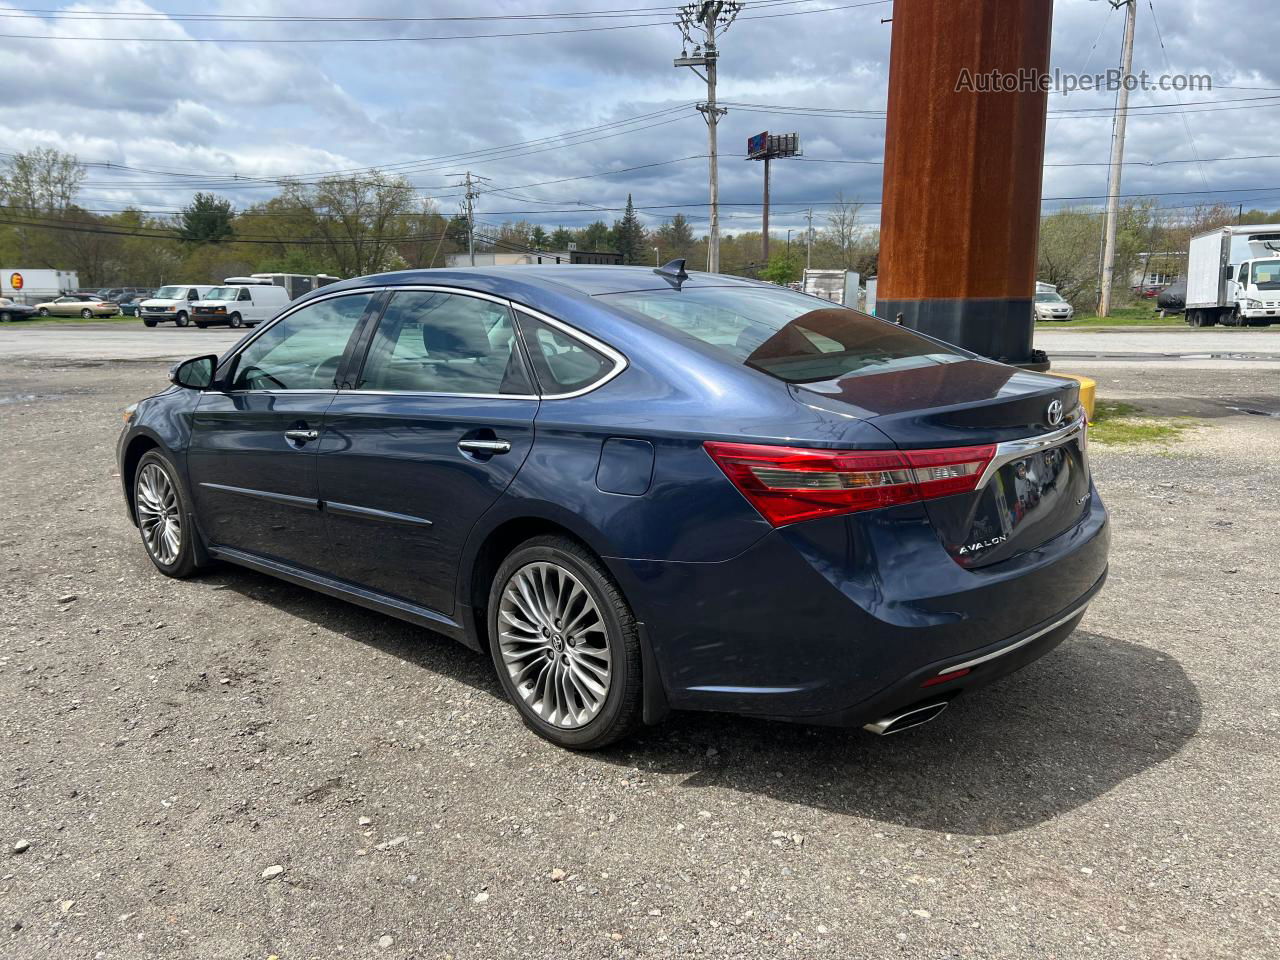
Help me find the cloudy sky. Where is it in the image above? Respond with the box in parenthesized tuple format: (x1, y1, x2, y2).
(3, 0, 1278, 236)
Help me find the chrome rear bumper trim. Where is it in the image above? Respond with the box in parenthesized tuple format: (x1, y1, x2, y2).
(939, 601, 1091, 676)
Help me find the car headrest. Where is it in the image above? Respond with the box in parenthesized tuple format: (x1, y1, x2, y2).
(419, 306, 492, 360)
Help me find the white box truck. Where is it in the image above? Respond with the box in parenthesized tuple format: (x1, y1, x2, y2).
(802, 269, 846, 304)
(1184, 224, 1280, 327)
(1, 268, 79, 304)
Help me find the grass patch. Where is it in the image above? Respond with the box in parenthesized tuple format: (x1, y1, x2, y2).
(1090, 400, 1194, 446)
(1037, 306, 1184, 328)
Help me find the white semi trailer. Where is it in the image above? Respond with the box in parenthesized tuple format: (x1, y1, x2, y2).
(1184, 224, 1280, 327)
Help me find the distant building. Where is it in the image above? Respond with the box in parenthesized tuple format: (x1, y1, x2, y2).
(444, 250, 622, 267)
(1130, 253, 1185, 288)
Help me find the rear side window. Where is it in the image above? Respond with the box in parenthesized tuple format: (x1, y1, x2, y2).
(602, 286, 965, 384)
(356, 291, 533, 396)
(517, 312, 615, 395)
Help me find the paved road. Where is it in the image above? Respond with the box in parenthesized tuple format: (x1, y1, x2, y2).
(0, 323, 242, 361)
(3, 321, 1279, 364)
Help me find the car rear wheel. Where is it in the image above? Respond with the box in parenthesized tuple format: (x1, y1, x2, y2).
(488, 536, 643, 749)
(81, 308, 94, 318)
(229, 312, 243, 328)
(38, 307, 49, 317)
(175, 312, 189, 327)
(133, 450, 204, 579)
(0, 311, 10, 322)
(194, 321, 208, 329)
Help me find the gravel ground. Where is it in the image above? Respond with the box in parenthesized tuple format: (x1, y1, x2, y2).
(1, 358, 1277, 960)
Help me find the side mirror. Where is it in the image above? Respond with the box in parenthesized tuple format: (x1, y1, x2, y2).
(169, 354, 217, 390)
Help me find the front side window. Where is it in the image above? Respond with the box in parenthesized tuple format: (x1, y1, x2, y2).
(357, 290, 532, 395)
(228, 293, 373, 391)
(237, 287, 253, 302)
(1238, 264, 1249, 284)
(602, 286, 965, 384)
(517, 312, 615, 395)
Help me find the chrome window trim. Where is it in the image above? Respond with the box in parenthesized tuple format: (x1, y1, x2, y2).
(218, 283, 629, 402)
(975, 413, 1088, 490)
(509, 302, 629, 400)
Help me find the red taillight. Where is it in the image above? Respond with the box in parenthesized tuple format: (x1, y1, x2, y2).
(703, 440, 996, 527)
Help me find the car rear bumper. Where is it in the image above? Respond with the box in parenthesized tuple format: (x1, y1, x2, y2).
(605, 487, 1110, 724)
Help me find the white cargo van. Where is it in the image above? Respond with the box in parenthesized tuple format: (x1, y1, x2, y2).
(1184, 224, 1280, 327)
(138, 284, 217, 327)
(191, 278, 291, 329)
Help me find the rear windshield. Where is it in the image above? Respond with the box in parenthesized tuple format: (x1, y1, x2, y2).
(601, 286, 965, 383)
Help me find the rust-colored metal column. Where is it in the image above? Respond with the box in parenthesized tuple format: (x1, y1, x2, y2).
(876, 0, 1053, 367)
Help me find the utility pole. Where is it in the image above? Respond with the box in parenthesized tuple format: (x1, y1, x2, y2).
(805, 207, 813, 270)
(762, 155, 770, 264)
(675, 2, 741, 274)
(464, 172, 479, 266)
(1098, 0, 1137, 317)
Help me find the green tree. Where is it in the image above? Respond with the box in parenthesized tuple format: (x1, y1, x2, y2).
(577, 220, 613, 252)
(549, 226, 575, 249)
(759, 249, 802, 285)
(654, 213, 695, 254)
(528, 225, 549, 250)
(612, 194, 645, 264)
(179, 192, 235, 245)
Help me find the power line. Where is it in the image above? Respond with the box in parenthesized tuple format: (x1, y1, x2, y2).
(0, 0, 889, 43)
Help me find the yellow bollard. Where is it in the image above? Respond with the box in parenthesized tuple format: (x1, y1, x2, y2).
(1045, 372, 1096, 421)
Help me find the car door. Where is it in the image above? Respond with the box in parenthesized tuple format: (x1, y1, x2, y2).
(316, 287, 539, 616)
(186, 291, 378, 571)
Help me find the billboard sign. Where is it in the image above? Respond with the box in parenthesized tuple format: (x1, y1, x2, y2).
(747, 131, 769, 159)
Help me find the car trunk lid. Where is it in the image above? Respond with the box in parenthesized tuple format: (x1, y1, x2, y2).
(794, 359, 1091, 568)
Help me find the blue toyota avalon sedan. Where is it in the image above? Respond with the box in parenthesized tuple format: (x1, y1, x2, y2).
(118, 263, 1108, 749)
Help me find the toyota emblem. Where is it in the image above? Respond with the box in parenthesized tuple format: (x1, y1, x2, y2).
(1046, 399, 1064, 427)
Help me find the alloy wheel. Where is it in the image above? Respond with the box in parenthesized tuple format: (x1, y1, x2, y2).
(136, 462, 182, 565)
(497, 561, 611, 729)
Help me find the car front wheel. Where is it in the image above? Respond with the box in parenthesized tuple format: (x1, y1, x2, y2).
(133, 450, 204, 578)
(81, 308, 94, 318)
(38, 307, 49, 316)
(488, 536, 643, 749)
(229, 312, 243, 328)
(175, 312, 189, 327)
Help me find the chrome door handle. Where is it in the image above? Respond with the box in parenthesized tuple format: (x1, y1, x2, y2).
(458, 438, 512, 455)
(284, 429, 319, 443)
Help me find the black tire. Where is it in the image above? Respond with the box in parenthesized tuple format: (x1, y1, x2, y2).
(0, 311, 10, 322)
(229, 312, 243, 328)
(38, 307, 49, 317)
(81, 308, 94, 318)
(143, 319, 157, 328)
(175, 312, 189, 327)
(487, 535, 643, 750)
(132, 449, 207, 579)
(195, 321, 208, 329)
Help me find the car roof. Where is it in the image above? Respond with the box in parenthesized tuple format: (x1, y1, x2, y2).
(324, 265, 766, 299)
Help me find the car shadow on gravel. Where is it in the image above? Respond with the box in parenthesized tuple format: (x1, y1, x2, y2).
(614, 631, 1201, 836)
(207, 569, 1200, 837)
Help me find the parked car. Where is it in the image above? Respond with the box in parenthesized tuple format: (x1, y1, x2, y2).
(34, 294, 120, 318)
(118, 266, 1109, 749)
(139, 285, 216, 327)
(0, 297, 38, 321)
(115, 294, 148, 317)
(191, 280, 290, 328)
(1033, 290, 1074, 321)
(1156, 280, 1186, 317)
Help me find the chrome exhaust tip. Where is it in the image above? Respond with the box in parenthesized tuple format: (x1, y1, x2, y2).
(862, 700, 949, 736)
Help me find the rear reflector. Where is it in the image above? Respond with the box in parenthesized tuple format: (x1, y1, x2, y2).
(703, 441, 996, 527)
(921, 667, 972, 687)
